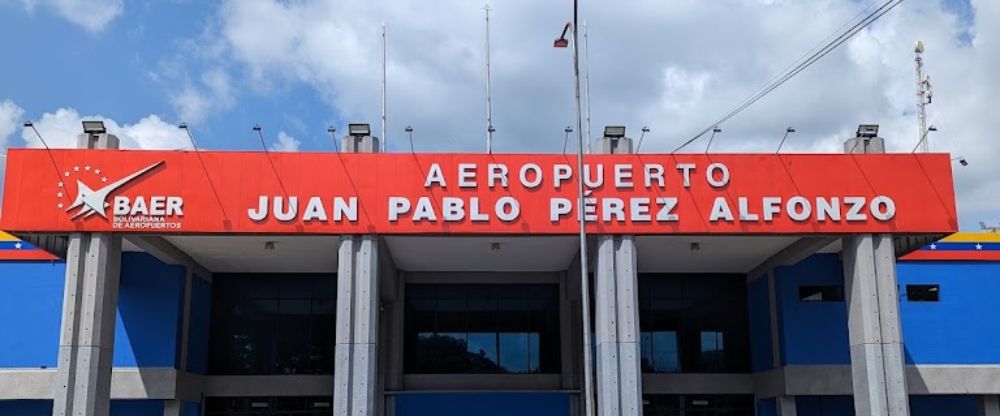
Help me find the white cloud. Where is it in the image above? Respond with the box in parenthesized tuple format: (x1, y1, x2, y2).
(271, 131, 301, 152)
(20, 108, 189, 150)
(16, 0, 123, 33)
(169, 67, 235, 124)
(0, 99, 24, 150)
(199, 0, 998, 229)
(0, 99, 25, 206)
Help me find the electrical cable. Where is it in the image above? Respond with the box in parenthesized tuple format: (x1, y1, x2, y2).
(673, 0, 904, 152)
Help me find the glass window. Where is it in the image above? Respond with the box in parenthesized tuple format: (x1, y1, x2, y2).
(906, 284, 940, 302)
(404, 283, 560, 374)
(638, 274, 750, 373)
(209, 274, 336, 375)
(643, 395, 754, 416)
(799, 285, 845, 302)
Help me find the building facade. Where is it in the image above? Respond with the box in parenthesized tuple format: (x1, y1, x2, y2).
(0, 125, 995, 416)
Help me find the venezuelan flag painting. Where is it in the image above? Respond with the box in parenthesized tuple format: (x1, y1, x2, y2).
(0, 231, 59, 261)
(901, 232, 1000, 261)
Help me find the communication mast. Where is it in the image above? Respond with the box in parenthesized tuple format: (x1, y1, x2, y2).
(915, 40, 933, 153)
(484, 3, 495, 153)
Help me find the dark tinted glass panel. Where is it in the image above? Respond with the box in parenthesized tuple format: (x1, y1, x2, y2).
(205, 396, 332, 416)
(209, 274, 336, 375)
(638, 274, 750, 373)
(404, 283, 560, 374)
(799, 285, 845, 302)
(906, 284, 940, 302)
(643, 395, 754, 416)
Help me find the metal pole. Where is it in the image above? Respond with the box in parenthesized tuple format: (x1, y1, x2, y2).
(572, 1, 594, 415)
(382, 23, 388, 152)
(915, 42, 928, 153)
(583, 22, 593, 154)
(485, 3, 495, 153)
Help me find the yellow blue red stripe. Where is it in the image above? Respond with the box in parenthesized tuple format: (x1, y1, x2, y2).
(0, 231, 59, 261)
(901, 232, 1000, 261)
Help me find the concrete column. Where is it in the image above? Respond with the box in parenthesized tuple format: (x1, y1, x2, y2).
(592, 134, 642, 416)
(163, 400, 182, 416)
(52, 132, 123, 416)
(983, 395, 1000, 416)
(778, 396, 797, 416)
(334, 131, 380, 416)
(843, 133, 909, 416)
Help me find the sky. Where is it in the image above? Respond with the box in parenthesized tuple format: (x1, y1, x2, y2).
(0, 0, 995, 230)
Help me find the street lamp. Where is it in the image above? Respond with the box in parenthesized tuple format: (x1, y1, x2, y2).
(704, 126, 722, 153)
(911, 125, 937, 153)
(553, 9, 594, 416)
(775, 127, 796, 154)
(952, 156, 968, 167)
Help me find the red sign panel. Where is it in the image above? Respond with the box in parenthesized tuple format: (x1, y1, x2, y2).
(0, 149, 957, 235)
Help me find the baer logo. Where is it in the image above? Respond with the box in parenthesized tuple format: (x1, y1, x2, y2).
(56, 160, 185, 230)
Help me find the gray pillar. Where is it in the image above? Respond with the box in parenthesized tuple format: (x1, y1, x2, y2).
(593, 134, 642, 416)
(163, 400, 182, 416)
(778, 396, 797, 416)
(334, 131, 380, 416)
(983, 395, 1000, 416)
(843, 133, 909, 416)
(52, 133, 123, 416)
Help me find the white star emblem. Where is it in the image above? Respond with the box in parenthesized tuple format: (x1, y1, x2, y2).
(73, 166, 79, 171)
(14, 242, 22, 250)
(929, 243, 937, 250)
(95, 169, 101, 175)
(101, 177, 108, 182)
(64, 171, 69, 177)
(58, 182, 64, 188)
(57, 192, 63, 198)
(57, 203, 64, 209)
(976, 243, 983, 250)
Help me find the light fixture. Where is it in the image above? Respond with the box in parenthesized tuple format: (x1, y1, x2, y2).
(565, 126, 573, 133)
(553, 22, 571, 48)
(178, 122, 188, 130)
(252, 124, 262, 132)
(928, 125, 938, 132)
(856, 124, 879, 138)
(713, 127, 722, 133)
(952, 156, 968, 167)
(405, 126, 414, 133)
(327, 126, 336, 134)
(488, 125, 496, 133)
(23, 121, 33, 128)
(264, 241, 276, 250)
(82, 120, 106, 134)
(641, 126, 650, 134)
(349, 123, 371, 136)
(490, 242, 502, 251)
(690, 242, 701, 252)
(786, 127, 796, 133)
(604, 125, 626, 138)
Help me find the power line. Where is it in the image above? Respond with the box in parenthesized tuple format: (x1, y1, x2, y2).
(673, 0, 904, 152)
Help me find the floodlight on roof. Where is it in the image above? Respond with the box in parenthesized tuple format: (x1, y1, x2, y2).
(82, 120, 106, 134)
(603, 125, 626, 138)
(856, 124, 879, 138)
(349, 123, 371, 136)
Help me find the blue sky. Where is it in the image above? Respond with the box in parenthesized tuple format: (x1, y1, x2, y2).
(0, 0, 995, 229)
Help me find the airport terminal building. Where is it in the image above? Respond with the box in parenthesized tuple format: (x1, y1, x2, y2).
(0, 124, 998, 416)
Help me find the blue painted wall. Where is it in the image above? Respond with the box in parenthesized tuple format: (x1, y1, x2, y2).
(396, 393, 569, 416)
(0, 400, 166, 416)
(0, 400, 52, 415)
(774, 254, 850, 365)
(0, 262, 65, 368)
(898, 261, 1000, 364)
(756, 397, 777, 416)
(186, 275, 212, 373)
(110, 400, 164, 416)
(113, 252, 186, 368)
(747, 276, 773, 372)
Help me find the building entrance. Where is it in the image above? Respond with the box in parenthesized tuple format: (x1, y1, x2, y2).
(205, 397, 333, 416)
